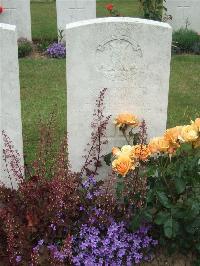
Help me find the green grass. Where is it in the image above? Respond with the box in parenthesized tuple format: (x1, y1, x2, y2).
(19, 58, 66, 162)
(168, 55, 200, 128)
(96, 0, 142, 18)
(31, 0, 142, 40)
(31, 2, 57, 40)
(19, 55, 200, 162)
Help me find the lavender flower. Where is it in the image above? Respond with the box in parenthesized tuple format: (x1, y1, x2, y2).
(46, 42, 66, 58)
(47, 243, 72, 263)
(72, 221, 157, 265)
(50, 223, 56, 231)
(38, 239, 44, 246)
(15, 255, 22, 263)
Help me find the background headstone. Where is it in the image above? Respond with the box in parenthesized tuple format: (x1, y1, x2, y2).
(0, 23, 24, 188)
(0, 0, 32, 40)
(66, 17, 172, 173)
(56, 0, 96, 39)
(165, 0, 200, 32)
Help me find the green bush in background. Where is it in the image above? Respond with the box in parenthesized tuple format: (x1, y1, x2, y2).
(18, 38, 33, 58)
(173, 29, 200, 54)
(139, 0, 166, 21)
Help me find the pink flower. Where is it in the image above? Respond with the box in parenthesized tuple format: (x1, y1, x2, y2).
(0, 6, 4, 14)
(105, 3, 114, 11)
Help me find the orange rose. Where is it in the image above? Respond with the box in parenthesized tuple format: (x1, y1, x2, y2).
(121, 145, 133, 156)
(193, 137, 200, 148)
(112, 145, 133, 157)
(112, 155, 135, 177)
(194, 118, 200, 132)
(112, 147, 121, 157)
(180, 125, 199, 142)
(131, 144, 151, 161)
(164, 126, 183, 145)
(148, 137, 170, 153)
(114, 113, 139, 128)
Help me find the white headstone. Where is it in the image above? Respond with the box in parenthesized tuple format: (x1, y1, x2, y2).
(66, 17, 172, 173)
(0, 0, 32, 40)
(165, 0, 200, 32)
(0, 23, 24, 188)
(56, 0, 96, 39)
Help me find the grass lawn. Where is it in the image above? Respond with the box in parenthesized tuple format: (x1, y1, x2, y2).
(19, 58, 66, 162)
(168, 55, 200, 127)
(19, 55, 200, 163)
(31, 2, 57, 40)
(31, 0, 142, 40)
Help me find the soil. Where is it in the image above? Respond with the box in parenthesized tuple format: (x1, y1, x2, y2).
(29, 44, 47, 59)
(142, 252, 194, 266)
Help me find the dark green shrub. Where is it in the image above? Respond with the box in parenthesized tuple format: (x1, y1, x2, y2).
(173, 28, 200, 53)
(139, 0, 166, 21)
(131, 147, 200, 262)
(18, 38, 33, 58)
(192, 42, 200, 55)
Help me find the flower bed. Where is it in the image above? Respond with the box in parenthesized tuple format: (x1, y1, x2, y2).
(0, 89, 199, 265)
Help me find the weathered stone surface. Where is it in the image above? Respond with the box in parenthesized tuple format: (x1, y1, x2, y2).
(0, 23, 23, 188)
(165, 0, 200, 32)
(56, 0, 96, 38)
(66, 17, 172, 173)
(0, 0, 32, 40)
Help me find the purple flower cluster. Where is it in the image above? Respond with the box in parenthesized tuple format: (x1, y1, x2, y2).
(72, 222, 157, 265)
(46, 42, 66, 58)
(48, 243, 71, 262)
(15, 255, 22, 263)
(32, 239, 44, 254)
(81, 175, 100, 201)
(28, 175, 158, 265)
(82, 175, 97, 189)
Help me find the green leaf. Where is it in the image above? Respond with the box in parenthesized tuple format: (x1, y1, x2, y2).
(155, 211, 170, 225)
(131, 214, 142, 231)
(104, 152, 112, 166)
(175, 178, 186, 194)
(157, 191, 171, 208)
(164, 218, 179, 238)
(186, 217, 200, 234)
(195, 243, 200, 252)
(164, 217, 173, 238)
(116, 181, 124, 199)
(142, 209, 153, 222)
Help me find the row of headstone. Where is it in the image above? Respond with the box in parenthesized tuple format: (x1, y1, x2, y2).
(0, 17, 172, 185)
(0, 0, 199, 44)
(165, 0, 200, 32)
(0, 0, 32, 40)
(56, 0, 200, 40)
(0, 23, 24, 188)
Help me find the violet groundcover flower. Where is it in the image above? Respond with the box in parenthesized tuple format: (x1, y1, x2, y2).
(15, 255, 22, 263)
(72, 221, 157, 265)
(29, 175, 158, 265)
(46, 42, 66, 58)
